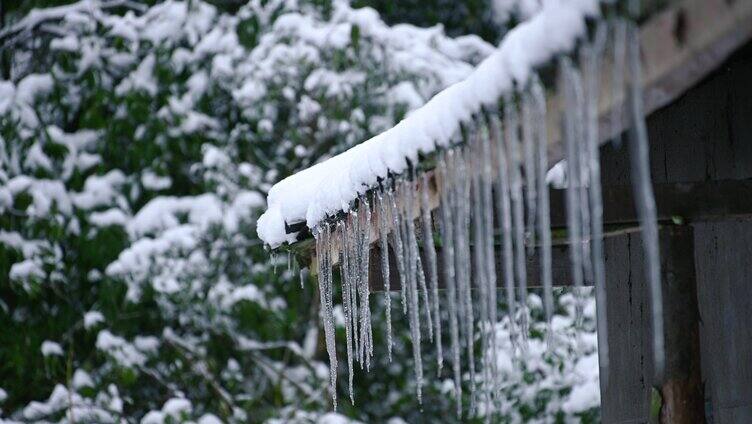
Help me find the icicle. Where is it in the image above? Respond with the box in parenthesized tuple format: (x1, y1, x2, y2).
(561, 58, 586, 327)
(530, 76, 555, 343)
(403, 176, 424, 403)
(521, 93, 538, 257)
(390, 185, 408, 315)
(583, 24, 611, 387)
(479, 120, 498, 413)
(490, 114, 518, 349)
(611, 19, 627, 147)
(437, 152, 463, 417)
(315, 224, 337, 409)
(420, 173, 442, 370)
(626, 22, 665, 383)
(299, 267, 307, 289)
(470, 126, 490, 413)
(346, 212, 361, 366)
(377, 189, 393, 361)
(358, 196, 373, 371)
(338, 221, 356, 404)
(453, 148, 476, 407)
(416, 245, 433, 341)
(505, 97, 529, 343)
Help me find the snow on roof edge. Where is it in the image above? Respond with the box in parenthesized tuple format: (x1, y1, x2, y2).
(258, 0, 600, 248)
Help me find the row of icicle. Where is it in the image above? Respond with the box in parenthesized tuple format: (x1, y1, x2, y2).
(310, 18, 664, 416)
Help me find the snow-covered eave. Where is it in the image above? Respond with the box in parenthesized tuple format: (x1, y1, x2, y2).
(258, 0, 752, 251)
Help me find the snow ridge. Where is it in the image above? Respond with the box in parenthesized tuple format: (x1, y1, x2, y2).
(258, 0, 600, 247)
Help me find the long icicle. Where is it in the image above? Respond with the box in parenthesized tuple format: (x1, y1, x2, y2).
(438, 153, 463, 417)
(561, 58, 586, 328)
(404, 176, 424, 403)
(479, 120, 499, 413)
(455, 148, 476, 408)
(490, 114, 518, 351)
(470, 125, 491, 413)
(359, 196, 373, 371)
(626, 21, 665, 383)
(338, 221, 355, 404)
(420, 173, 442, 369)
(531, 76, 555, 343)
(505, 97, 529, 345)
(583, 23, 610, 387)
(315, 224, 337, 409)
(377, 189, 394, 361)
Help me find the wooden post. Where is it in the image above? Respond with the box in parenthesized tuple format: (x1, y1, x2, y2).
(658, 225, 705, 423)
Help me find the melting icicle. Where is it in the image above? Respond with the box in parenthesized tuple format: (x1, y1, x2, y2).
(315, 225, 337, 409)
(490, 115, 518, 349)
(416, 245, 433, 341)
(505, 98, 529, 343)
(377, 189, 393, 361)
(338, 221, 356, 404)
(402, 176, 424, 403)
(470, 126, 490, 413)
(530, 76, 555, 343)
(299, 267, 307, 289)
(390, 186, 408, 315)
(561, 58, 586, 328)
(437, 152, 463, 417)
(420, 173, 442, 370)
(521, 94, 538, 257)
(626, 22, 665, 383)
(453, 148, 476, 407)
(583, 24, 611, 386)
(611, 19, 627, 147)
(358, 196, 373, 371)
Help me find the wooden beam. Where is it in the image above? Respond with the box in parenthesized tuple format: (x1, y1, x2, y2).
(548, 179, 752, 228)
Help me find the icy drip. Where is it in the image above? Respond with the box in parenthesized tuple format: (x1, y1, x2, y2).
(314, 224, 337, 409)
(479, 121, 499, 410)
(421, 173, 443, 370)
(377, 189, 393, 361)
(583, 25, 611, 385)
(626, 22, 664, 383)
(401, 177, 424, 402)
(521, 94, 538, 257)
(338, 221, 356, 404)
(504, 98, 529, 343)
(347, 212, 362, 365)
(453, 148, 476, 405)
(470, 126, 490, 412)
(437, 152, 463, 417)
(560, 58, 586, 327)
(389, 187, 408, 315)
(611, 19, 627, 147)
(490, 114, 518, 349)
(530, 76, 555, 342)
(358, 196, 373, 371)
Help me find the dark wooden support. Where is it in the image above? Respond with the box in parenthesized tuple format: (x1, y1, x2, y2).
(600, 225, 705, 423)
(549, 180, 752, 228)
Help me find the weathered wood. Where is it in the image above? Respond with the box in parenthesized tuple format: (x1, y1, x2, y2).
(600, 225, 704, 423)
(548, 180, 752, 228)
(694, 219, 752, 423)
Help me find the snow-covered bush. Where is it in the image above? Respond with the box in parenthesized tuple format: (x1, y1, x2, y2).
(0, 0, 598, 422)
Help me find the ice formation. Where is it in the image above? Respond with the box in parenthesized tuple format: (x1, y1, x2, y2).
(259, 1, 664, 417)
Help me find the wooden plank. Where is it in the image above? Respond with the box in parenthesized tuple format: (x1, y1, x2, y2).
(601, 225, 704, 423)
(548, 179, 752, 228)
(694, 219, 752, 424)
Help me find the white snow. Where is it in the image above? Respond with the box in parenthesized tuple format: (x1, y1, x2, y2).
(41, 340, 64, 357)
(72, 369, 95, 389)
(258, 0, 599, 247)
(84, 310, 105, 329)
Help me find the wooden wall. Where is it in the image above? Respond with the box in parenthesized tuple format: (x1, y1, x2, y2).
(597, 40, 752, 423)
